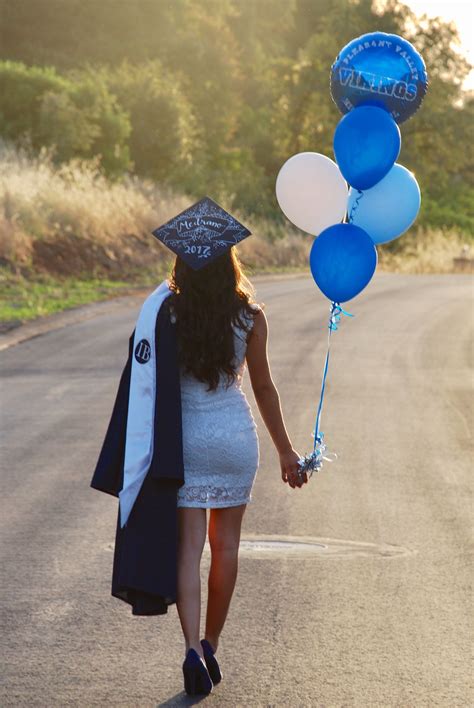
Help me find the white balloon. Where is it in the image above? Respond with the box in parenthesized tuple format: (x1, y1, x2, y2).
(275, 152, 348, 235)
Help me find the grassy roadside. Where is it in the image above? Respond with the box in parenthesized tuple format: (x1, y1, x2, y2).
(1, 144, 471, 328)
(0, 264, 310, 327)
(0, 270, 154, 326)
(1, 226, 471, 327)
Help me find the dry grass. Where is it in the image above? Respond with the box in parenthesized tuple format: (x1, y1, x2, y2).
(0, 141, 190, 276)
(378, 228, 471, 274)
(0, 141, 468, 282)
(0, 142, 312, 278)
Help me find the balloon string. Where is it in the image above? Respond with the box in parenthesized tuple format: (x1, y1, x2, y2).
(313, 302, 354, 452)
(348, 189, 363, 224)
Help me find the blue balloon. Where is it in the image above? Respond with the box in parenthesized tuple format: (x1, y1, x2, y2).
(309, 223, 378, 303)
(347, 163, 421, 244)
(330, 32, 428, 124)
(333, 105, 401, 189)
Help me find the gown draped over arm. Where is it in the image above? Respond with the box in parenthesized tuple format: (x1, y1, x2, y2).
(90, 300, 184, 615)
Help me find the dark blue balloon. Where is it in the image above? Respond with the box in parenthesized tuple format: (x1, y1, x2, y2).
(330, 32, 428, 124)
(333, 105, 401, 190)
(309, 223, 377, 303)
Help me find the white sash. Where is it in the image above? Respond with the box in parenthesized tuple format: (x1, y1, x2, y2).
(118, 279, 173, 528)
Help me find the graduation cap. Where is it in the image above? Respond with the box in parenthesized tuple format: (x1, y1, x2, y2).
(152, 196, 251, 270)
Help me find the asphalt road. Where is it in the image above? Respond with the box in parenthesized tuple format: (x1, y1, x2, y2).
(1, 273, 472, 707)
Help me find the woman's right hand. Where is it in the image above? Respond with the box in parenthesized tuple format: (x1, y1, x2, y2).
(279, 449, 307, 488)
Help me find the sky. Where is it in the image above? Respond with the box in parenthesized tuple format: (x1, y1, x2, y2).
(405, 0, 474, 88)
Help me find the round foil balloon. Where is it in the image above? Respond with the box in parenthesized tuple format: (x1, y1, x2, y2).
(275, 152, 348, 235)
(330, 31, 428, 124)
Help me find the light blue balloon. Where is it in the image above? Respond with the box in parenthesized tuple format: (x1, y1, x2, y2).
(347, 163, 421, 244)
(333, 105, 401, 190)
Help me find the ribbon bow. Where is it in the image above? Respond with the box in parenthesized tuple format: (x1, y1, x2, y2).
(329, 302, 354, 331)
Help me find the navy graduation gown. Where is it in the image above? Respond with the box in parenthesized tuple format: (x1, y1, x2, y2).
(90, 299, 184, 615)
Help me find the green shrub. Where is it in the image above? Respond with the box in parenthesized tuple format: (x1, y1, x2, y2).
(418, 186, 474, 236)
(95, 61, 196, 182)
(0, 60, 131, 174)
(0, 60, 67, 142)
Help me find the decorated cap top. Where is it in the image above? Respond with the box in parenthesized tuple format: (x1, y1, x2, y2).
(152, 196, 251, 270)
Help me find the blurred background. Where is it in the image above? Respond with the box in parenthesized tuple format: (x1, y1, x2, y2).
(0, 0, 472, 326)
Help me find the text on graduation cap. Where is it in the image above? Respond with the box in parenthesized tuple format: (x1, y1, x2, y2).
(178, 216, 230, 236)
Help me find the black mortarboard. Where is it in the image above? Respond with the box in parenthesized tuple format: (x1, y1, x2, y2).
(151, 196, 251, 270)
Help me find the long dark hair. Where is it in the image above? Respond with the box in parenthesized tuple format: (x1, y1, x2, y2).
(167, 247, 260, 391)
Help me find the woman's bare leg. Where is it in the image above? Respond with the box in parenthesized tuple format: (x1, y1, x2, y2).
(204, 504, 247, 652)
(176, 507, 207, 658)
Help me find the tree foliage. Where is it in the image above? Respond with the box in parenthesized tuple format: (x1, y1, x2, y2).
(0, 0, 472, 232)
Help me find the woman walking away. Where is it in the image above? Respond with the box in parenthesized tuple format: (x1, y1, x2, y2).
(169, 246, 307, 695)
(90, 198, 307, 698)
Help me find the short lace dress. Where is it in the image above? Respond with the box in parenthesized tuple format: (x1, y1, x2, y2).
(175, 304, 260, 508)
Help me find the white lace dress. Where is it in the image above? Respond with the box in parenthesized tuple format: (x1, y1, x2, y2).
(176, 306, 260, 508)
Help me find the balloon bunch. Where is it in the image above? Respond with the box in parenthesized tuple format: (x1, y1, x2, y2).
(275, 32, 428, 478)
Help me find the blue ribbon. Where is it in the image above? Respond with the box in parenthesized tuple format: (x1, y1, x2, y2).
(313, 301, 353, 452)
(296, 300, 353, 479)
(348, 189, 363, 224)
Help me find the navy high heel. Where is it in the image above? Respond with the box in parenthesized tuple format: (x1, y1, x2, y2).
(200, 638, 223, 685)
(182, 648, 213, 695)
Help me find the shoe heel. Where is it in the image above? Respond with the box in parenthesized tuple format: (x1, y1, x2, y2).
(183, 668, 198, 695)
(182, 649, 213, 695)
(200, 638, 223, 685)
